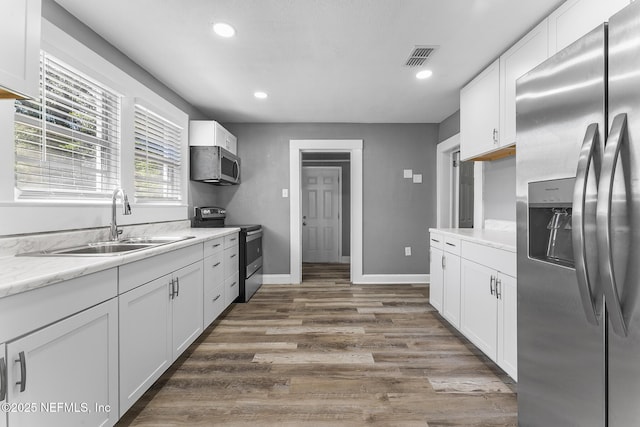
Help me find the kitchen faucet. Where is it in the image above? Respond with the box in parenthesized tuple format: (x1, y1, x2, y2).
(110, 188, 132, 241)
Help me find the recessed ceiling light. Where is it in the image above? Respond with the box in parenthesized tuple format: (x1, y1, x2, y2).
(416, 69, 433, 80)
(254, 91, 268, 99)
(213, 22, 235, 38)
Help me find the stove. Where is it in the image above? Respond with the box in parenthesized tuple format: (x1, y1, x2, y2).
(192, 207, 263, 302)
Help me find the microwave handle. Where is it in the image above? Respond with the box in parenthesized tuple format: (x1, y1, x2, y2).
(233, 160, 239, 180)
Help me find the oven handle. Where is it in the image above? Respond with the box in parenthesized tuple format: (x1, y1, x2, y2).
(246, 230, 263, 242)
(246, 229, 262, 236)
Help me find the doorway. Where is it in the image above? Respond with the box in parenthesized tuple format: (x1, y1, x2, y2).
(289, 139, 363, 285)
(301, 152, 351, 268)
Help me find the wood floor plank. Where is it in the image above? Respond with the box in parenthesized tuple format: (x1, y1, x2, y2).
(117, 263, 517, 426)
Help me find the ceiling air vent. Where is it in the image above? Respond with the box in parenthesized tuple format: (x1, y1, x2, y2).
(404, 46, 438, 67)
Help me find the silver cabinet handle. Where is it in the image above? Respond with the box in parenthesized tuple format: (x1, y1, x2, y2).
(213, 262, 221, 268)
(175, 277, 180, 297)
(572, 122, 603, 326)
(490, 275, 495, 296)
(441, 255, 445, 269)
(230, 281, 237, 288)
(431, 238, 440, 243)
(212, 243, 221, 249)
(496, 278, 502, 300)
(445, 242, 456, 247)
(230, 254, 237, 258)
(492, 128, 498, 143)
(213, 294, 221, 302)
(230, 237, 237, 242)
(169, 278, 175, 299)
(597, 113, 629, 337)
(15, 351, 26, 393)
(0, 356, 6, 400)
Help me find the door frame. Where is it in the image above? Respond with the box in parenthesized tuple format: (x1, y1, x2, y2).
(290, 139, 363, 284)
(301, 166, 343, 263)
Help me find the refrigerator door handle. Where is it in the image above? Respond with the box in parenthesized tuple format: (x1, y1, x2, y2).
(597, 113, 629, 337)
(572, 123, 602, 325)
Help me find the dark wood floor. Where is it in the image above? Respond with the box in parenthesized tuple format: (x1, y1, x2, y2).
(117, 263, 517, 426)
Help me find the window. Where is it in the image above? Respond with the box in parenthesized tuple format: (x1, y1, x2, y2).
(133, 104, 182, 203)
(14, 52, 121, 200)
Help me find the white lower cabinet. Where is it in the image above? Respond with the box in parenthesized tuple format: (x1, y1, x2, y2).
(442, 252, 461, 329)
(429, 246, 444, 312)
(0, 343, 5, 427)
(119, 258, 203, 416)
(5, 299, 119, 427)
(224, 236, 240, 305)
(203, 250, 225, 327)
(460, 259, 517, 380)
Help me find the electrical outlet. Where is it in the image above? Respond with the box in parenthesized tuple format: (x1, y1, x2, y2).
(405, 246, 412, 256)
(413, 174, 422, 183)
(403, 169, 413, 179)
(282, 189, 289, 198)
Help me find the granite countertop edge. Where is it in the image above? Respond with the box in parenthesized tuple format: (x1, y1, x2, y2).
(428, 227, 517, 253)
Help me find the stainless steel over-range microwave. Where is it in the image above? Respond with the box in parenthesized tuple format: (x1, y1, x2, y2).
(189, 146, 240, 185)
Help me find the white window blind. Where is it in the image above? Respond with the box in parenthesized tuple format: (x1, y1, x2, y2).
(14, 52, 121, 200)
(133, 104, 182, 203)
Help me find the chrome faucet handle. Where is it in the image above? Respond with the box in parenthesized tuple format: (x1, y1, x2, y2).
(123, 195, 132, 215)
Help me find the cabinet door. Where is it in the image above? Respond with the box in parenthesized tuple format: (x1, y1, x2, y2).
(460, 259, 498, 360)
(548, 0, 630, 55)
(6, 299, 118, 427)
(429, 247, 444, 313)
(0, 0, 40, 98)
(0, 343, 6, 427)
(119, 276, 172, 416)
(225, 272, 240, 306)
(171, 261, 204, 359)
(500, 19, 549, 147)
(442, 252, 461, 329)
(497, 273, 518, 380)
(203, 252, 225, 327)
(460, 59, 500, 161)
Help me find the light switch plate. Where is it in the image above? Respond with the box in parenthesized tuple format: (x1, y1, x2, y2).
(413, 174, 423, 183)
(282, 189, 289, 198)
(403, 169, 413, 179)
(404, 246, 412, 256)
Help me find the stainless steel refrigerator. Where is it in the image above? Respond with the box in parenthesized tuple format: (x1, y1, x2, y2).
(516, 1, 640, 425)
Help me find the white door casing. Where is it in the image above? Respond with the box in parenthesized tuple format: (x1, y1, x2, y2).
(302, 167, 341, 263)
(290, 139, 363, 285)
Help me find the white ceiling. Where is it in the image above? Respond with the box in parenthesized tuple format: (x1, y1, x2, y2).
(54, 0, 565, 124)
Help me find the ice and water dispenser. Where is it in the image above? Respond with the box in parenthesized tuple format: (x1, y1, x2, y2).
(528, 178, 575, 267)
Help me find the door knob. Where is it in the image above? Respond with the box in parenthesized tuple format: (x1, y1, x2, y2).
(303, 222, 307, 226)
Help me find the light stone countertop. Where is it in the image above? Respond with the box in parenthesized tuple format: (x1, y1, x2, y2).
(428, 227, 517, 252)
(0, 226, 240, 299)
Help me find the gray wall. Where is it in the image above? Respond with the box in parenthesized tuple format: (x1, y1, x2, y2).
(438, 110, 460, 142)
(483, 156, 516, 222)
(197, 123, 439, 276)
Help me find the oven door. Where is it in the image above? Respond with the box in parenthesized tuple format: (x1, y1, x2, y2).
(245, 229, 262, 277)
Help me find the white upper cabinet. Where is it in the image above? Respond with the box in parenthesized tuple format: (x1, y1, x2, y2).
(500, 19, 549, 147)
(460, 59, 501, 161)
(548, 0, 631, 55)
(189, 120, 238, 155)
(0, 0, 41, 99)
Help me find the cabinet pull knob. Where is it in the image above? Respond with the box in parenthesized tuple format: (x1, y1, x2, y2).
(15, 351, 26, 393)
(0, 356, 6, 400)
(490, 275, 496, 296)
(213, 262, 221, 268)
(213, 294, 221, 302)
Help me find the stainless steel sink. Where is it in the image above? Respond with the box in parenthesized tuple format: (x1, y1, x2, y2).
(18, 236, 196, 257)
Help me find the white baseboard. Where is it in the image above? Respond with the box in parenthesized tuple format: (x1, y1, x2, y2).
(340, 256, 351, 263)
(355, 274, 429, 285)
(262, 274, 294, 284)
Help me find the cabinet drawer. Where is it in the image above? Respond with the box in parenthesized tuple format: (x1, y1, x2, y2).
(225, 272, 240, 306)
(461, 241, 516, 277)
(204, 281, 225, 327)
(204, 251, 224, 288)
(429, 232, 443, 249)
(203, 237, 224, 258)
(224, 245, 240, 278)
(119, 244, 203, 294)
(443, 236, 461, 255)
(224, 233, 239, 249)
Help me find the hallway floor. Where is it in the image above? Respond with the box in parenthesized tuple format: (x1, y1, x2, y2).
(117, 263, 517, 426)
